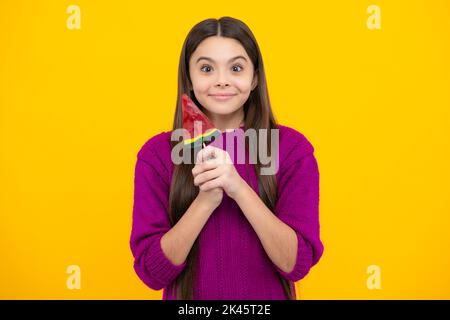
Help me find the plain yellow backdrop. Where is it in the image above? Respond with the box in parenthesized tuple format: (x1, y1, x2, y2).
(1, 0, 449, 299)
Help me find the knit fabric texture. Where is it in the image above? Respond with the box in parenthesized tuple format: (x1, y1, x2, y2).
(130, 124, 324, 299)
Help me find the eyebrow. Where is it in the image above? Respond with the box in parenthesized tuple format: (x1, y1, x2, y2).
(196, 55, 248, 64)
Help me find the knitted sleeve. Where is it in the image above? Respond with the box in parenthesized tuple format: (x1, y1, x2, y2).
(273, 136, 324, 282)
(129, 139, 186, 290)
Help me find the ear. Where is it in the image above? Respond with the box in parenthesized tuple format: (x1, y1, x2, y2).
(251, 71, 258, 91)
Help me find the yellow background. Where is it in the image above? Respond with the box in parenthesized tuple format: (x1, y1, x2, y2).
(1, 0, 449, 299)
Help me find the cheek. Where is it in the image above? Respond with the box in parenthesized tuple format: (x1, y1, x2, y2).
(235, 76, 254, 92)
(193, 77, 212, 92)
(189, 69, 208, 90)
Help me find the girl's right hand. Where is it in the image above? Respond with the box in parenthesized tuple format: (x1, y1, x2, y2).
(192, 146, 224, 211)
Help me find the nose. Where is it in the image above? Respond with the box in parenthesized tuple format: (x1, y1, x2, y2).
(215, 71, 230, 88)
(215, 82, 229, 88)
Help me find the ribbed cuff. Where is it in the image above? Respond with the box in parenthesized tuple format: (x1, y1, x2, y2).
(144, 233, 187, 288)
(274, 220, 313, 282)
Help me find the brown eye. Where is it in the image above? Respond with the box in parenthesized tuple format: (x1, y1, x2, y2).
(233, 65, 243, 72)
(200, 65, 212, 72)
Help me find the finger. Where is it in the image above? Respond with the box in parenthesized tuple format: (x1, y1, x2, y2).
(192, 160, 219, 177)
(206, 147, 232, 165)
(199, 177, 222, 192)
(196, 145, 218, 164)
(194, 167, 221, 186)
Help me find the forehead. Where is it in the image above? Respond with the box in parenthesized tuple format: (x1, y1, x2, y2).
(190, 36, 250, 63)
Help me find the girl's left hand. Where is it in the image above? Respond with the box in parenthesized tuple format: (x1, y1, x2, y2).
(192, 145, 245, 200)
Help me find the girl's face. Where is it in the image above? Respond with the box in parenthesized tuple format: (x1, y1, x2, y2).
(188, 36, 258, 117)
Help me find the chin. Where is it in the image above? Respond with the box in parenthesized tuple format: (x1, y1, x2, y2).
(205, 106, 240, 115)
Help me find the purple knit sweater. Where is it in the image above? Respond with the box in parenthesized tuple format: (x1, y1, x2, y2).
(130, 124, 324, 300)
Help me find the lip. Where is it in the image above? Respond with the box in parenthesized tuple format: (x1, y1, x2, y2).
(209, 94, 237, 101)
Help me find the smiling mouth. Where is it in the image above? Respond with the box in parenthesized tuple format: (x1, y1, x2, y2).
(209, 94, 237, 101)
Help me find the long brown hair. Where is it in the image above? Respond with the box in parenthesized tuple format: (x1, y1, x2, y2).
(167, 16, 295, 300)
